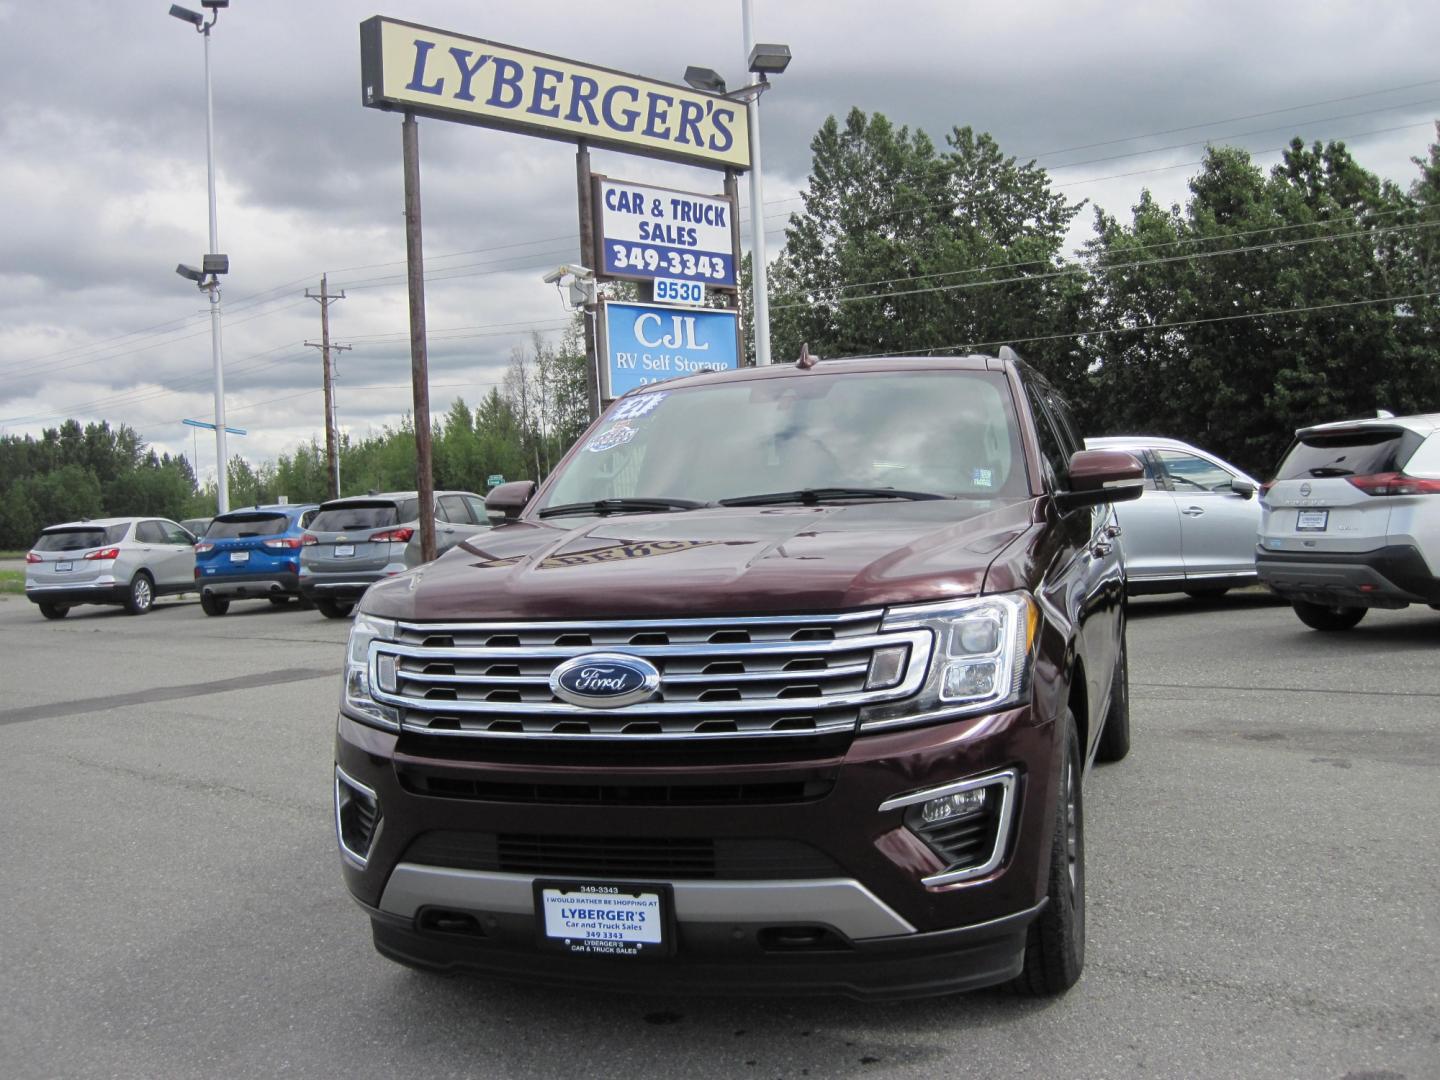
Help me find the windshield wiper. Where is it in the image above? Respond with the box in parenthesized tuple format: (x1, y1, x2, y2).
(718, 487, 949, 507)
(538, 497, 710, 519)
(1308, 466, 1354, 477)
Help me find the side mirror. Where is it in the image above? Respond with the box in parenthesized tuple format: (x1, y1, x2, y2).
(485, 480, 537, 520)
(1054, 449, 1144, 512)
(1230, 477, 1257, 500)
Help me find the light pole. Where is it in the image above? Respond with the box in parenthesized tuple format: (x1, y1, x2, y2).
(170, 0, 231, 513)
(740, 1, 790, 367)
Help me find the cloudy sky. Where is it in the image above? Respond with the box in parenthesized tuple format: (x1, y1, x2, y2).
(1, 1, 1437, 484)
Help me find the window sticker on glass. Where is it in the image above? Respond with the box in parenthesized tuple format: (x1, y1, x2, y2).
(610, 392, 669, 421)
(972, 467, 994, 488)
(585, 422, 638, 453)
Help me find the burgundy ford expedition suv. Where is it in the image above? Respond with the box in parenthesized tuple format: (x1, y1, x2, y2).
(334, 351, 1142, 999)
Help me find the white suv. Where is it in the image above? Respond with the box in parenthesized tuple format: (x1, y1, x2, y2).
(1257, 413, 1440, 630)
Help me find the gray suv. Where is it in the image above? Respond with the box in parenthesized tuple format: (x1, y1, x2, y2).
(299, 490, 491, 618)
(25, 517, 197, 618)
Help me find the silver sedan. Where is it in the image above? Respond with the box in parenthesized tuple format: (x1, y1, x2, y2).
(1085, 437, 1261, 597)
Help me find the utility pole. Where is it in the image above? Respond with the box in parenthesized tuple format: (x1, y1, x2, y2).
(305, 274, 348, 499)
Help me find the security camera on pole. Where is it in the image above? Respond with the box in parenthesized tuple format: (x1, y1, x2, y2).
(169, 0, 232, 513)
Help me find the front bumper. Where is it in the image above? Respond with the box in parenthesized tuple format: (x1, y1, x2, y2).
(1256, 544, 1440, 607)
(334, 700, 1059, 997)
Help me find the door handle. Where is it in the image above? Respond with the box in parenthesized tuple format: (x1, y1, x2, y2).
(1181, 506, 1206, 517)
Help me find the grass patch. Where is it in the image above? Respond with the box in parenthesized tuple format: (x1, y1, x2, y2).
(0, 550, 29, 559)
(0, 569, 25, 594)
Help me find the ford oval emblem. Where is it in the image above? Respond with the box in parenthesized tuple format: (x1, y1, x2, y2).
(550, 653, 661, 709)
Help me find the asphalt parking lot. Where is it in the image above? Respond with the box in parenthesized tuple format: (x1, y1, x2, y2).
(0, 589, 1436, 1079)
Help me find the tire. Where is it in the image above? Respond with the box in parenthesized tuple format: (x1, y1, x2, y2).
(200, 592, 230, 616)
(1184, 586, 1230, 599)
(38, 602, 69, 620)
(316, 598, 355, 620)
(1096, 628, 1131, 764)
(1008, 710, 1085, 996)
(1292, 600, 1367, 632)
(124, 572, 155, 615)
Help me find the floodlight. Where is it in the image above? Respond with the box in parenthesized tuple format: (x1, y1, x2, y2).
(684, 66, 727, 95)
(202, 253, 229, 275)
(176, 263, 205, 283)
(168, 4, 204, 26)
(200, 0, 230, 8)
(747, 43, 792, 76)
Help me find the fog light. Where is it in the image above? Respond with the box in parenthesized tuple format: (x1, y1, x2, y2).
(918, 787, 989, 824)
(942, 659, 998, 698)
(376, 653, 397, 694)
(866, 644, 910, 690)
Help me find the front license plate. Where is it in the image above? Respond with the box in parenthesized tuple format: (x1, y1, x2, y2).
(333, 544, 355, 558)
(536, 881, 670, 958)
(1296, 510, 1329, 532)
(55, 561, 73, 572)
(229, 550, 249, 562)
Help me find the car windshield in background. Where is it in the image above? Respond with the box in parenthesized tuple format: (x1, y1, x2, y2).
(310, 500, 418, 532)
(35, 524, 128, 551)
(1276, 429, 1421, 480)
(541, 370, 1029, 510)
(206, 513, 290, 539)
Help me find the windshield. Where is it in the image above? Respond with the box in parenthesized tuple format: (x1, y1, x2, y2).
(206, 513, 289, 539)
(35, 524, 128, 551)
(310, 499, 418, 532)
(541, 370, 1029, 509)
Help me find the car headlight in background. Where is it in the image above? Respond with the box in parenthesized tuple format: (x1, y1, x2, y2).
(860, 592, 1038, 731)
(342, 612, 401, 730)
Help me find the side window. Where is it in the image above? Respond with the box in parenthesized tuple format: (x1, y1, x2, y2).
(1139, 451, 1165, 491)
(136, 521, 165, 544)
(463, 495, 490, 525)
(1024, 382, 1069, 488)
(437, 495, 471, 524)
(1043, 390, 1082, 461)
(162, 521, 191, 544)
(299, 509, 317, 529)
(1155, 450, 1233, 493)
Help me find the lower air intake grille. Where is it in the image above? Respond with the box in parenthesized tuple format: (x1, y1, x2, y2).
(404, 832, 843, 880)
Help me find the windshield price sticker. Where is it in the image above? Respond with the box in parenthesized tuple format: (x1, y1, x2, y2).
(539, 884, 666, 957)
(655, 278, 705, 305)
(596, 179, 736, 288)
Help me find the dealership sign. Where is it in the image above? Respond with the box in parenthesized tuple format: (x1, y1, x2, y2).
(595, 178, 736, 288)
(359, 17, 750, 170)
(599, 302, 741, 399)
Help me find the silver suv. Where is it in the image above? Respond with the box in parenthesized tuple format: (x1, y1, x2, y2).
(1257, 413, 1440, 630)
(299, 490, 491, 619)
(25, 517, 197, 619)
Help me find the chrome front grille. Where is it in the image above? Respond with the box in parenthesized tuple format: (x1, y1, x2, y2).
(373, 612, 932, 741)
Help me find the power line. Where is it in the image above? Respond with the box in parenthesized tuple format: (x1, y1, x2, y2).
(770, 218, 1440, 312)
(864, 289, 1440, 358)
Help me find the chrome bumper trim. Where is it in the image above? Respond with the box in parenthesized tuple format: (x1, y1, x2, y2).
(378, 865, 917, 940)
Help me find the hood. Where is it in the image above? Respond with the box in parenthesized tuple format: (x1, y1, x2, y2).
(363, 500, 1037, 621)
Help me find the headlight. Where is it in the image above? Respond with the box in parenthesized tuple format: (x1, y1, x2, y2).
(341, 611, 400, 730)
(860, 592, 1037, 732)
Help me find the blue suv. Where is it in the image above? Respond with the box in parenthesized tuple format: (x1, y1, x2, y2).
(194, 503, 320, 616)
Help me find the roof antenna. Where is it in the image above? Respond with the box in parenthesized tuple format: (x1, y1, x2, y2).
(795, 343, 819, 369)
